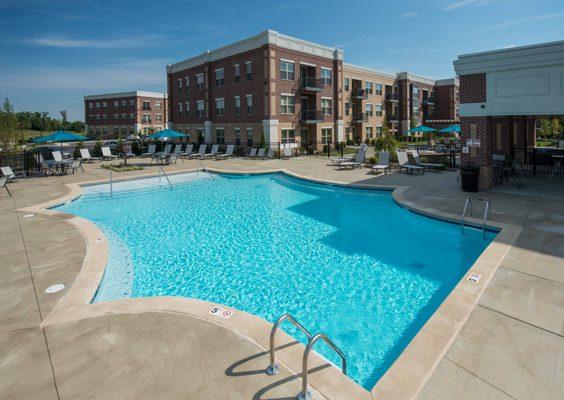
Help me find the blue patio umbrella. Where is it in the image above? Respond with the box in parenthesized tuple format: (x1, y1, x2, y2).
(439, 124, 461, 133)
(33, 130, 86, 144)
(408, 125, 436, 133)
(147, 129, 187, 140)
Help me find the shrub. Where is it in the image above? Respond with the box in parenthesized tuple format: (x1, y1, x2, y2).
(374, 135, 397, 152)
(92, 140, 102, 157)
(131, 141, 141, 155)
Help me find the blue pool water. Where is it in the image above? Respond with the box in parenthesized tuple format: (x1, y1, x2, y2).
(57, 173, 495, 389)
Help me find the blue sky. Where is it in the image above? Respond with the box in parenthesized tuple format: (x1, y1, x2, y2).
(1, 0, 563, 121)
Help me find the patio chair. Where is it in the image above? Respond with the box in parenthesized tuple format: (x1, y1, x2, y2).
(406, 153, 425, 175)
(266, 149, 274, 159)
(409, 149, 443, 171)
(256, 148, 266, 159)
(52, 151, 63, 162)
(80, 148, 100, 162)
(282, 147, 293, 159)
(182, 144, 194, 158)
(201, 144, 220, 159)
(189, 144, 207, 159)
(397, 150, 424, 175)
(216, 145, 234, 160)
(140, 144, 156, 158)
(169, 153, 179, 164)
(173, 144, 184, 157)
(68, 160, 84, 174)
(370, 152, 391, 175)
(101, 147, 118, 160)
(338, 144, 367, 169)
(0, 176, 11, 198)
(245, 148, 257, 158)
(1, 166, 26, 181)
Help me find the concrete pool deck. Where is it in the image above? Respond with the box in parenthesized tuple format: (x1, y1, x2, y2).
(0, 156, 562, 400)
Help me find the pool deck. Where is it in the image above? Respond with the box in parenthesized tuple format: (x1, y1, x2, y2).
(1, 156, 562, 400)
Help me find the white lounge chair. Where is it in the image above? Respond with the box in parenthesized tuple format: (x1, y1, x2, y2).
(173, 144, 184, 156)
(370, 152, 391, 175)
(52, 151, 63, 162)
(140, 144, 156, 158)
(282, 147, 293, 159)
(189, 144, 207, 159)
(152, 143, 173, 163)
(182, 144, 194, 158)
(338, 144, 367, 169)
(397, 150, 424, 175)
(266, 149, 274, 159)
(409, 149, 443, 171)
(1, 166, 26, 181)
(0, 176, 11, 197)
(201, 144, 220, 159)
(216, 145, 234, 160)
(256, 148, 266, 159)
(245, 148, 257, 158)
(68, 160, 84, 174)
(101, 147, 118, 160)
(80, 148, 100, 162)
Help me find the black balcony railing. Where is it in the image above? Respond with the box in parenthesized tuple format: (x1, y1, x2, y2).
(351, 89, 368, 99)
(300, 76, 324, 91)
(385, 93, 399, 102)
(387, 114, 399, 122)
(300, 110, 324, 123)
(353, 113, 368, 123)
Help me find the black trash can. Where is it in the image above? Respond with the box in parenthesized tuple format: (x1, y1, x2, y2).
(461, 166, 480, 192)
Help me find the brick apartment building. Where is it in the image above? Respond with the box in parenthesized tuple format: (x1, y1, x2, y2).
(84, 91, 167, 138)
(166, 30, 459, 147)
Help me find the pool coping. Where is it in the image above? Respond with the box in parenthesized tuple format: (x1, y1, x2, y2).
(17, 167, 522, 400)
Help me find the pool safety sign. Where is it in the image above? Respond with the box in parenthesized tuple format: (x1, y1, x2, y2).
(467, 273, 481, 283)
(210, 307, 234, 319)
(466, 138, 481, 148)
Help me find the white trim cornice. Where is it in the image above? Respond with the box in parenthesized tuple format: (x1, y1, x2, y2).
(84, 91, 167, 100)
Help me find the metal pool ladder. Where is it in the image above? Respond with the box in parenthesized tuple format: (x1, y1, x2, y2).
(196, 162, 212, 179)
(158, 166, 173, 189)
(479, 199, 492, 238)
(266, 313, 347, 400)
(461, 197, 472, 227)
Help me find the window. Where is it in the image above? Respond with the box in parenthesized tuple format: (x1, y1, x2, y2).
(113, 101, 118, 107)
(345, 102, 350, 116)
(235, 127, 241, 145)
(113, 113, 118, 120)
(280, 95, 295, 114)
(366, 81, 373, 94)
(121, 100, 126, 107)
(234, 64, 240, 82)
(300, 128, 308, 144)
(375, 83, 382, 95)
(321, 128, 332, 145)
(366, 103, 373, 117)
(366, 126, 374, 139)
(234, 96, 240, 115)
(375, 104, 382, 116)
(376, 126, 383, 136)
(344, 78, 349, 91)
(185, 102, 190, 116)
(89, 102, 93, 109)
(321, 98, 332, 115)
(321, 68, 332, 85)
(129, 99, 135, 106)
(143, 101, 150, 111)
(246, 94, 253, 114)
(142, 114, 150, 123)
(128, 113, 134, 120)
(280, 60, 295, 80)
(246, 127, 253, 146)
(245, 61, 252, 80)
(215, 68, 224, 87)
(215, 128, 225, 144)
(412, 106, 419, 116)
(215, 98, 225, 116)
(155, 113, 162, 122)
(155, 101, 161, 109)
(178, 102, 182, 114)
(95, 115, 100, 121)
(281, 129, 295, 144)
(196, 73, 204, 90)
(102, 114, 108, 121)
(96, 102, 100, 108)
(196, 100, 204, 117)
(178, 78, 182, 89)
(102, 101, 107, 108)
(185, 76, 189, 90)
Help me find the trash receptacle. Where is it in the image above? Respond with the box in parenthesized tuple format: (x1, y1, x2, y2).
(461, 166, 480, 192)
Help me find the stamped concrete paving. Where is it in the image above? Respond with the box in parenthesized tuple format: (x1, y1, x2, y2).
(0, 156, 562, 400)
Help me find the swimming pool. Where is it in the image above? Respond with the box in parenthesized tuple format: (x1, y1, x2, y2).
(57, 172, 495, 389)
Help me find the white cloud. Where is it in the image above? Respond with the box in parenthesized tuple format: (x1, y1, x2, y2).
(443, 0, 490, 11)
(402, 12, 419, 18)
(21, 35, 168, 48)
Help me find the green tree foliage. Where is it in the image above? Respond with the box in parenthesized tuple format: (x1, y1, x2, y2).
(0, 97, 19, 153)
(373, 133, 397, 152)
(92, 140, 103, 157)
(14, 111, 84, 133)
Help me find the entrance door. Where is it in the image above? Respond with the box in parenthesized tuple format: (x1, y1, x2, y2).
(301, 98, 308, 119)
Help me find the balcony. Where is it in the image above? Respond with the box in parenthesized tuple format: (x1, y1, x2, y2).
(300, 76, 324, 92)
(300, 110, 324, 124)
(424, 97, 436, 105)
(351, 89, 368, 100)
(387, 114, 399, 122)
(353, 113, 368, 123)
(385, 93, 399, 102)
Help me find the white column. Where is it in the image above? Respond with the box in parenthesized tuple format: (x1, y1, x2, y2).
(134, 123, 142, 133)
(167, 121, 173, 129)
(204, 121, 213, 143)
(262, 119, 279, 148)
(336, 119, 344, 142)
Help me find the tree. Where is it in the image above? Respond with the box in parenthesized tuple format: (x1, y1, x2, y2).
(0, 97, 19, 153)
(538, 119, 552, 140)
(551, 118, 561, 139)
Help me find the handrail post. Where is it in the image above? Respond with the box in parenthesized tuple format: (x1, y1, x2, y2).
(266, 314, 312, 376)
(159, 167, 172, 189)
(297, 333, 346, 400)
(461, 197, 472, 228)
(482, 200, 492, 238)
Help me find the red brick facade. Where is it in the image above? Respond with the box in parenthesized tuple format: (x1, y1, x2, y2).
(460, 73, 486, 104)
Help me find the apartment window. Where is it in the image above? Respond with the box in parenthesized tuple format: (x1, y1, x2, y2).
(178, 102, 182, 114)
(215, 128, 225, 144)
(112, 113, 118, 120)
(234, 64, 240, 82)
(128, 99, 135, 106)
(375, 83, 382, 95)
(280, 94, 295, 114)
(321, 98, 332, 115)
(321, 128, 332, 145)
(196, 73, 204, 90)
(344, 77, 350, 91)
(245, 61, 252, 81)
(143, 101, 150, 111)
(235, 128, 241, 145)
(280, 60, 295, 80)
(374, 104, 382, 116)
(376, 126, 383, 136)
(196, 100, 204, 117)
(215, 98, 225, 116)
(412, 86, 420, 97)
(412, 106, 420, 116)
(88, 102, 93, 109)
(234, 96, 240, 115)
(185, 76, 189, 90)
(185, 102, 190, 116)
(96, 102, 100, 108)
(366, 126, 374, 139)
(246, 127, 253, 146)
(345, 102, 350, 116)
(366, 103, 373, 117)
(95, 115, 100, 121)
(246, 94, 253, 115)
(155, 113, 162, 122)
(113, 101, 118, 107)
(121, 100, 126, 107)
(281, 129, 295, 144)
(142, 114, 150, 123)
(129, 113, 134, 120)
(215, 68, 224, 87)
(321, 68, 332, 85)
(102, 101, 107, 108)
(155, 100, 161, 109)
(102, 114, 108, 121)
(366, 81, 373, 95)
(300, 127, 308, 143)
(178, 78, 182, 89)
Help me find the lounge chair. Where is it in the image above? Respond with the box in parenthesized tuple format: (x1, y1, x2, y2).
(282, 147, 293, 159)
(68, 160, 84, 174)
(140, 144, 156, 158)
(245, 148, 257, 158)
(1, 166, 26, 181)
(101, 147, 118, 160)
(0, 176, 11, 197)
(370, 152, 391, 175)
(338, 144, 367, 169)
(266, 149, 274, 159)
(397, 151, 424, 175)
(80, 148, 100, 162)
(182, 144, 194, 158)
(169, 153, 179, 164)
(256, 148, 266, 159)
(201, 144, 220, 159)
(189, 144, 207, 159)
(409, 149, 443, 171)
(216, 145, 234, 160)
(38, 154, 56, 176)
(52, 151, 63, 162)
(172, 144, 184, 163)
(151, 144, 173, 163)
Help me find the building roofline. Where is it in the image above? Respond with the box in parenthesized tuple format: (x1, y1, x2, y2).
(396, 71, 436, 86)
(343, 63, 396, 79)
(84, 91, 167, 101)
(457, 39, 564, 59)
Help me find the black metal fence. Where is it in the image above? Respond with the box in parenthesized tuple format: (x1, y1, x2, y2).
(0, 151, 41, 175)
(513, 147, 564, 175)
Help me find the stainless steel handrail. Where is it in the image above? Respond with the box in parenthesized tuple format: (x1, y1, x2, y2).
(159, 167, 173, 189)
(461, 197, 472, 227)
(297, 333, 346, 400)
(481, 199, 492, 238)
(266, 314, 312, 376)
